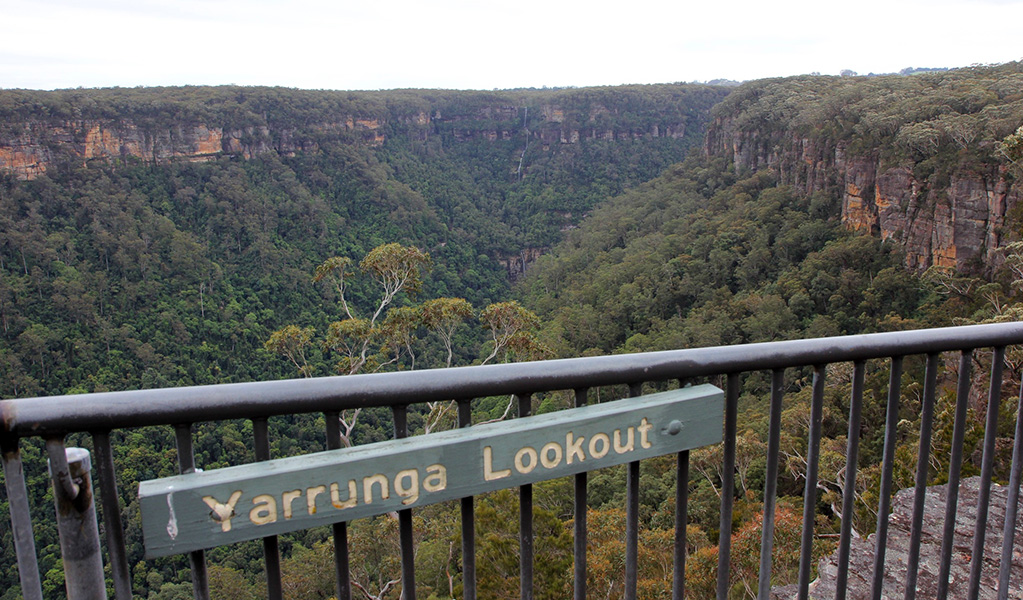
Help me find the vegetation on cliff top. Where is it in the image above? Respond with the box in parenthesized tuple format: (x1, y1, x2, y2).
(0, 84, 727, 137)
(712, 61, 1023, 171)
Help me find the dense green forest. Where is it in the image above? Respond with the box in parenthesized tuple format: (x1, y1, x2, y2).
(2, 64, 1023, 599)
(0, 82, 727, 599)
(0, 83, 727, 397)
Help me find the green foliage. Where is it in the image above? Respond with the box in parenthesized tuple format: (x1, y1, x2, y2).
(474, 489, 572, 600)
(420, 297, 474, 368)
(1000, 125, 1023, 175)
(4, 72, 1021, 600)
(268, 244, 545, 377)
(711, 63, 1023, 211)
(478, 301, 546, 364)
(264, 325, 315, 377)
(0, 81, 729, 397)
(523, 157, 934, 359)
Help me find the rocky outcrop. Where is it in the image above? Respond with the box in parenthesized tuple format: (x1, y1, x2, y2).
(704, 121, 1019, 272)
(773, 477, 1023, 599)
(434, 102, 691, 147)
(498, 247, 546, 281)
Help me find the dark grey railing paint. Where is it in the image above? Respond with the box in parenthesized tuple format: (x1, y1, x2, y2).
(4, 322, 1023, 600)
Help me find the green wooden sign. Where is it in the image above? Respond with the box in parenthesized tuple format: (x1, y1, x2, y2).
(138, 384, 723, 557)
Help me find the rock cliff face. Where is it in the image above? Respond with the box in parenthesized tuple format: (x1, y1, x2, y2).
(0, 118, 384, 180)
(497, 247, 546, 281)
(0, 98, 698, 181)
(704, 119, 1019, 273)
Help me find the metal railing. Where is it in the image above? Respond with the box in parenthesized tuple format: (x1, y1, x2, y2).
(4, 322, 1023, 600)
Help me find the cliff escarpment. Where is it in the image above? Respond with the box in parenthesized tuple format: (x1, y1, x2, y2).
(704, 63, 1023, 272)
(0, 85, 727, 181)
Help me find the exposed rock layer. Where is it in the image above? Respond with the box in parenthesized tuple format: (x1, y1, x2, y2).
(0, 119, 377, 178)
(704, 121, 1019, 272)
(497, 247, 547, 281)
(0, 103, 693, 181)
(773, 477, 1023, 599)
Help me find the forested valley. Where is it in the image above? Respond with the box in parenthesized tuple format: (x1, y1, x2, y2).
(2, 63, 1023, 598)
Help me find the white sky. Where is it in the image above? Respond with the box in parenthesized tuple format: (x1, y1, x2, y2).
(1, 0, 1022, 91)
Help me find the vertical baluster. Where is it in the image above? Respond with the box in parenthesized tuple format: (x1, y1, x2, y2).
(757, 369, 786, 600)
(1, 435, 43, 600)
(92, 431, 133, 600)
(835, 361, 866, 600)
(673, 447, 690, 600)
(797, 365, 827, 600)
(252, 418, 283, 600)
(870, 357, 903, 600)
(967, 347, 1004, 599)
(392, 406, 416, 600)
(936, 350, 974, 600)
(904, 353, 940, 600)
(573, 388, 588, 600)
(324, 411, 351, 600)
(997, 376, 1023, 600)
(458, 399, 477, 600)
(672, 378, 690, 600)
(625, 382, 643, 600)
(518, 393, 534, 600)
(174, 423, 210, 600)
(717, 373, 740, 600)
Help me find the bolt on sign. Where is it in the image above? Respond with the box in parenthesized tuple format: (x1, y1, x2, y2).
(138, 384, 724, 557)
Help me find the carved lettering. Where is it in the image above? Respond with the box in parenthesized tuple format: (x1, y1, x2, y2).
(589, 433, 610, 458)
(250, 494, 278, 526)
(330, 480, 357, 509)
(514, 446, 537, 474)
(306, 485, 326, 515)
(639, 418, 653, 449)
(282, 489, 302, 519)
(395, 469, 419, 505)
(140, 385, 726, 561)
(540, 442, 563, 468)
(202, 491, 243, 532)
(566, 432, 586, 464)
(484, 446, 511, 481)
(363, 474, 389, 504)
(423, 464, 447, 492)
(613, 427, 635, 453)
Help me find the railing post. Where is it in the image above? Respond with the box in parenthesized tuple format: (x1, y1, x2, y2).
(717, 373, 740, 600)
(458, 399, 478, 600)
(1, 435, 43, 600)
(325, 411, 352, 600)
(625, 382, 643, 600)
(393, 405, 417, 600)
(573, 388, 588, 600)
(173, 423, 210, 600)
(46, 440, 107, 600)
(517, 393, 534, 600)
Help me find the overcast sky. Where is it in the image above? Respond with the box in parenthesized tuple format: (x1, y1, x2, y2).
(2, 0, 1021, 91)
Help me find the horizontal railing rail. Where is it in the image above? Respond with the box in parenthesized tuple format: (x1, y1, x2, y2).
(3, 322, 1023, 600)
(5, 323, 1023, 435)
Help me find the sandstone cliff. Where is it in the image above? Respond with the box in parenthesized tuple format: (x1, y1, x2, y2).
(497, 246, 546, 281)
(705, 120, 1019, 273)
(0, 86, 723, 181)
(0, 118, 381, 180)
(703, 65, 1023, 273)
